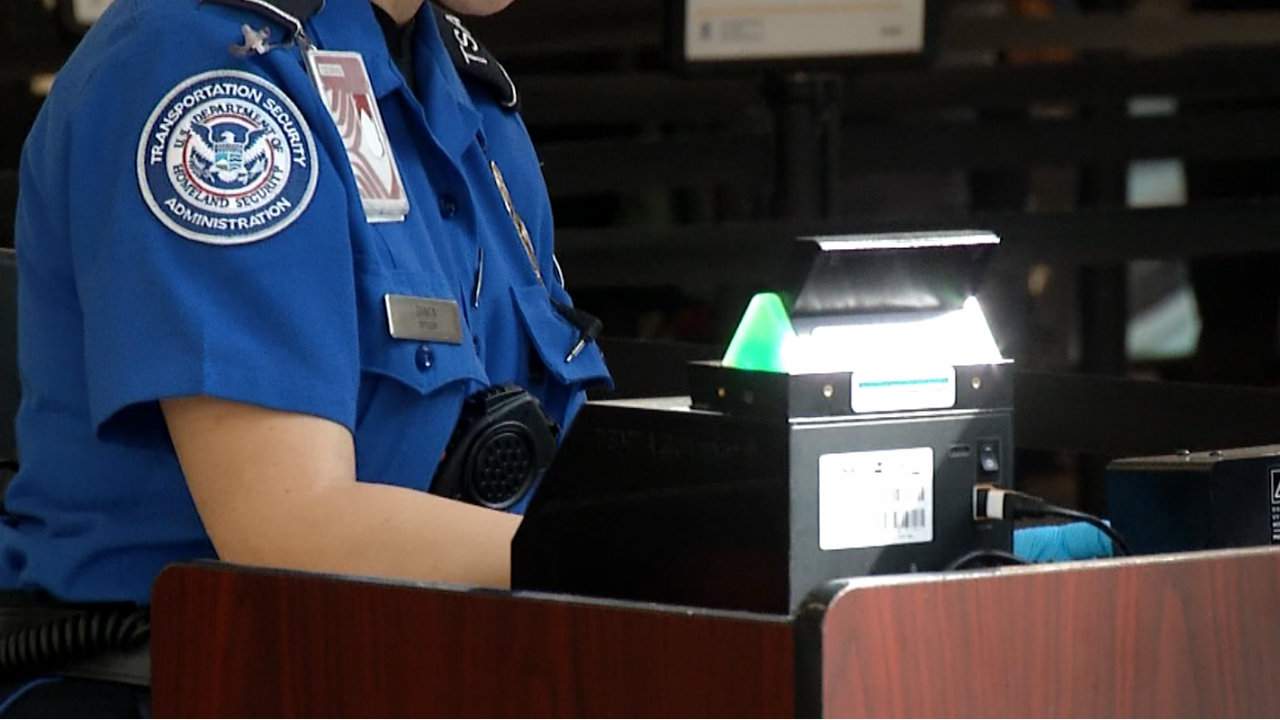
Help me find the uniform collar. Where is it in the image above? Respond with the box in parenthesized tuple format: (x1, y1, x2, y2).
(411, 4, 484, 160)
(305, 0, 482, 162)
(204, 0, 324, 37)
(305, 0, 399, 96)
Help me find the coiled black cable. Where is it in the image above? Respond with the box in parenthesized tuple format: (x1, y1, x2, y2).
(0, 605, 149, 678)
(0, 461, 149, 678)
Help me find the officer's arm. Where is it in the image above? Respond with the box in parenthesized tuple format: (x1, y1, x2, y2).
(161, 396, 522, 589)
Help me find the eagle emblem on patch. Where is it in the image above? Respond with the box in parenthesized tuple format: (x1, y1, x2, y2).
(137, 70, 318, 245)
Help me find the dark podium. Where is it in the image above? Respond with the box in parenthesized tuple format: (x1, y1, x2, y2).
(151, 547, 1280, 717)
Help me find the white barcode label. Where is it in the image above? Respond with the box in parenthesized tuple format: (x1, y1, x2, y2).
(818, 447, 934, 551)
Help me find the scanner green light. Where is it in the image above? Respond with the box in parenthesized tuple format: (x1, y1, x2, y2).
(721, 293, 794, 373)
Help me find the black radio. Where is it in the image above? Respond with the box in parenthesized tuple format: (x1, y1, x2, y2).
(430, 384, 559, 511)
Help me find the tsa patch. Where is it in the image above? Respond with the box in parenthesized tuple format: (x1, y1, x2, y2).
(137, 70, 318, 245)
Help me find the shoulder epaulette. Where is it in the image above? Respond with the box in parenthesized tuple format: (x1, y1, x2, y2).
(201, 0, 324, 38)
(431, 5, 520, 111)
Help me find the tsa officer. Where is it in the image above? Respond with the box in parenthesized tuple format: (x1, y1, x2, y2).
(2, 0, 610, 611)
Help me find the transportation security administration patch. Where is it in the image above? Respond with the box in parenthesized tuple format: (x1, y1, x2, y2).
(137, 70, 318, 245)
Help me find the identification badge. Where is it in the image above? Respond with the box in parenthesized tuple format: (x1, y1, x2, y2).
(385, 295, 463, 344)
(305, 49, 410, 223)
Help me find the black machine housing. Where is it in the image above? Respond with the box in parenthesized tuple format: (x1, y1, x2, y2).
(513, 232, 1016, 614)
(1108, 445, 1280, 555)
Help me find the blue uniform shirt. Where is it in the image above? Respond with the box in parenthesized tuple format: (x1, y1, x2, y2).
(1, 0, 610, 604)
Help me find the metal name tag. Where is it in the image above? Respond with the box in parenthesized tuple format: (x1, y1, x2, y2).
(384, 294, 463, 344)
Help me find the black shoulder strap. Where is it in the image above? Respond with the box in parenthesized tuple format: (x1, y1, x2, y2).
(431, 5, 519, 110)
(202, 0, 519, 110)
(201, 0, 324, 37)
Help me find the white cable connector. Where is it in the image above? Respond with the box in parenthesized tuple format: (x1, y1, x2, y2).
(973, 485, 1011, 521)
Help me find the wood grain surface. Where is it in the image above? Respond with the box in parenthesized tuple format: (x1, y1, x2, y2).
(150, 563, 795, 718)
(815, 548, 1280, 717)
(153, 549, 1280, 717)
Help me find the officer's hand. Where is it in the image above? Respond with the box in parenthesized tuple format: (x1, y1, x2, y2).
(162, 396, 522, 589)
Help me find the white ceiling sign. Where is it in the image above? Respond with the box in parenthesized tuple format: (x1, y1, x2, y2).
(685, 0, 926, 62)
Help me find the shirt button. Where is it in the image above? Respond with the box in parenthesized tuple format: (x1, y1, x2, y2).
(416, 344, 433, 371)
(439, 196, 458, 218)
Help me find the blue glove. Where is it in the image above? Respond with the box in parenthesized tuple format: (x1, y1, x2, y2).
(1014, 522, 1114, 562)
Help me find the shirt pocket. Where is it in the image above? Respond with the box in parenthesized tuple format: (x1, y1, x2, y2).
(354, 268, 488, 490)
(509, 283, 611, 427)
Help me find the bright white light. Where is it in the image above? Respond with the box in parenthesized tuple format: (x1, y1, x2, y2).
(813, 232, 999, 253)
(780, 296, 1004, 374)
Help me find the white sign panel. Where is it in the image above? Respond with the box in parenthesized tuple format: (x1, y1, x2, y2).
(819, 447, 933, 551)
(850, 367, 956, 414)
(685, 0, 926, 62)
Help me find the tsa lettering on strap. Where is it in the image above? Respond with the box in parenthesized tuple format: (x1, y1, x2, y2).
(136, 70, 319, 245)
(305, 49, 410, 224)
(433, 6, 519, 110)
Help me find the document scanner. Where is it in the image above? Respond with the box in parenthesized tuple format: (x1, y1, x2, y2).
(513, 232, 1016, 613)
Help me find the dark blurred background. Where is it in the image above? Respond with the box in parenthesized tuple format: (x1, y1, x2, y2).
(6, 0, 1280, 511)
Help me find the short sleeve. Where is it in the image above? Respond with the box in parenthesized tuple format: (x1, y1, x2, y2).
(57, 15, 360, 442)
